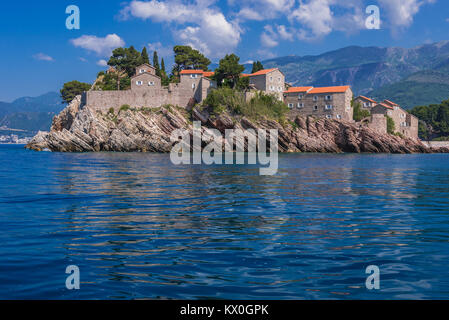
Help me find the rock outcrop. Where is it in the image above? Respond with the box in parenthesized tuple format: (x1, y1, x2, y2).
(26, 96, 449, 154)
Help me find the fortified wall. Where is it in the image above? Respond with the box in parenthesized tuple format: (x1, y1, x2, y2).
(82, 64, 215, 112)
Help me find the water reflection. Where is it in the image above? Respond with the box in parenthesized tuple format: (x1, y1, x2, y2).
(1, 147, 449, 299)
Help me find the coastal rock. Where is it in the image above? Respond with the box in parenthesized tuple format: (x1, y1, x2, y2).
(26, 101, 445, 154)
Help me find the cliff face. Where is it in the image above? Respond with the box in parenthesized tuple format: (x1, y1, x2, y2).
(26, 96, 447, 154)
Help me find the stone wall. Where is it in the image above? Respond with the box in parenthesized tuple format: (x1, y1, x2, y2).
(367, 113, 387, 134)
(84, 85, 196, 112)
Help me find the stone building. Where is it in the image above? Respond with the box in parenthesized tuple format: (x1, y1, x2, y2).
(371, 101, 419, 139)
(247, 68, 285, 100)
(354, 95, 377, 110)
(83, 64, 216, 112)
(284, 86, 353, 122)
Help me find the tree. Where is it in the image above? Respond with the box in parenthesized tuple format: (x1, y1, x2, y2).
(214, 54, 245, 89)
(153, 51, 161, 77)
(173, 45, 211, 71)
(60, 81, 91, 104)
(386, 115, 395, 134)
(352, 101, 371, 121)
(160, 58, 169, 86)
(141, 47, 150, 64)
(108, 46, 142, 89)
(251, 61, 264, 73)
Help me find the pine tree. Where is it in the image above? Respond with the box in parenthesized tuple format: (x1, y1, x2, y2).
(141, 47, 150, 64)
(153, 51, 161, 77)
(251, 61, 264, 73)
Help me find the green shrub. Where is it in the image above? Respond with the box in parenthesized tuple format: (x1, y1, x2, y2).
(203, 88, 289, 122)
(386, 115, 395, 134)
(108, 107, 115, 115)
(119, 104, 130, 112)
(352, 101, 370, 121)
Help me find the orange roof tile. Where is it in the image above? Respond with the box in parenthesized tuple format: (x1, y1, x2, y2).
(249, 68, 278, 76)
(241, 73, 251, 77)
(377, 103, 394, 110)
(308, 86, 350, 94)
(203, 71, 214, 78)
(285, 86, 314, 93)
(180, 69, 207, 75)
(357, 95, 377, 104)
(383, 99, 399, 106)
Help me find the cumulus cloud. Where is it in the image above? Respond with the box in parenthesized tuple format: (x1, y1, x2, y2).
(147, 42, 173, 58)
(33, 53, 54, 61)
(121, 1, 240, 57)
(234, 0, 295, 20)
(97, 59, 108, 67)
(70, 34, 125, 57)
(378, 0, 435, 29)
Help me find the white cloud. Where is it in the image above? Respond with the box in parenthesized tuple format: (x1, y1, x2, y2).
(78, 57, 88, 62)
(70, 34, 125, 57)
(97, 59, 108, 67)
(290, 0, 333, 40)
(33, 53, 54, 61)
(261, 26, 279, 47)
(234, 0, 295, 20)
(147, 42, 173, 58)
(122, 1, 241, 58)
(378, 0, 435, 29)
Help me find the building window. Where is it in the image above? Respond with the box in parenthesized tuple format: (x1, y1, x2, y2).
(270, 76, 273, 82)
(313, 96, 318, 101)
(325, 104, 333, 110)
(148, 81, 155, 86)
(136, 80, 143, 86)
(278, 77, 281, 83)
(400, 113, 405, 118)
(298, 94, 303, 100)
(297, 103, 304, 109)
(140, 69, 145, 74)
(288, 103, 293, 109)
(326, 115, 332, 119)
(270, 86, 274, 91)
(325, 95, 332, 101)
(192, 83, 196, 89)
(336, 114, 342, 119)
(314, 105, 318, 110)
(190, 74, 199, 79)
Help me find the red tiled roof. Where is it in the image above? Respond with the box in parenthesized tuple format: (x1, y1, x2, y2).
(383, 99, 399, 106)
(309, 86, 350, 94)
(377, 103, 394, 110)
(284, 86, 314, 93)
(180, 69, 207, 75)
(203, 71, 214, 78)
(249, 68, 278, 76)
(357, 95, 377, 104)
(241, 73, 251, 77)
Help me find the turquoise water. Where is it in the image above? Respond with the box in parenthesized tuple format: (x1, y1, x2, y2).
(1, 144, 449, 299)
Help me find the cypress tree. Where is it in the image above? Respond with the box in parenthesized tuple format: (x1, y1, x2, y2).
(141, 47, 150, 64)
(153, 51, 161, 77)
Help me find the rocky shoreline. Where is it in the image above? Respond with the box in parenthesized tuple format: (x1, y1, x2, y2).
(26, 96, 449, 154)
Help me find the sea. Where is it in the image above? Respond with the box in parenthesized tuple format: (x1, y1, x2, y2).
(1, 144, 449, 299)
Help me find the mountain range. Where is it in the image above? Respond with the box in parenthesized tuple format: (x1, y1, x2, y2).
(262, 40, 449, 108)
(0, 92, 65, 133)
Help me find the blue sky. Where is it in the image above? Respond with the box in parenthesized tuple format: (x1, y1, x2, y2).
(0, 0, 448, 102)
